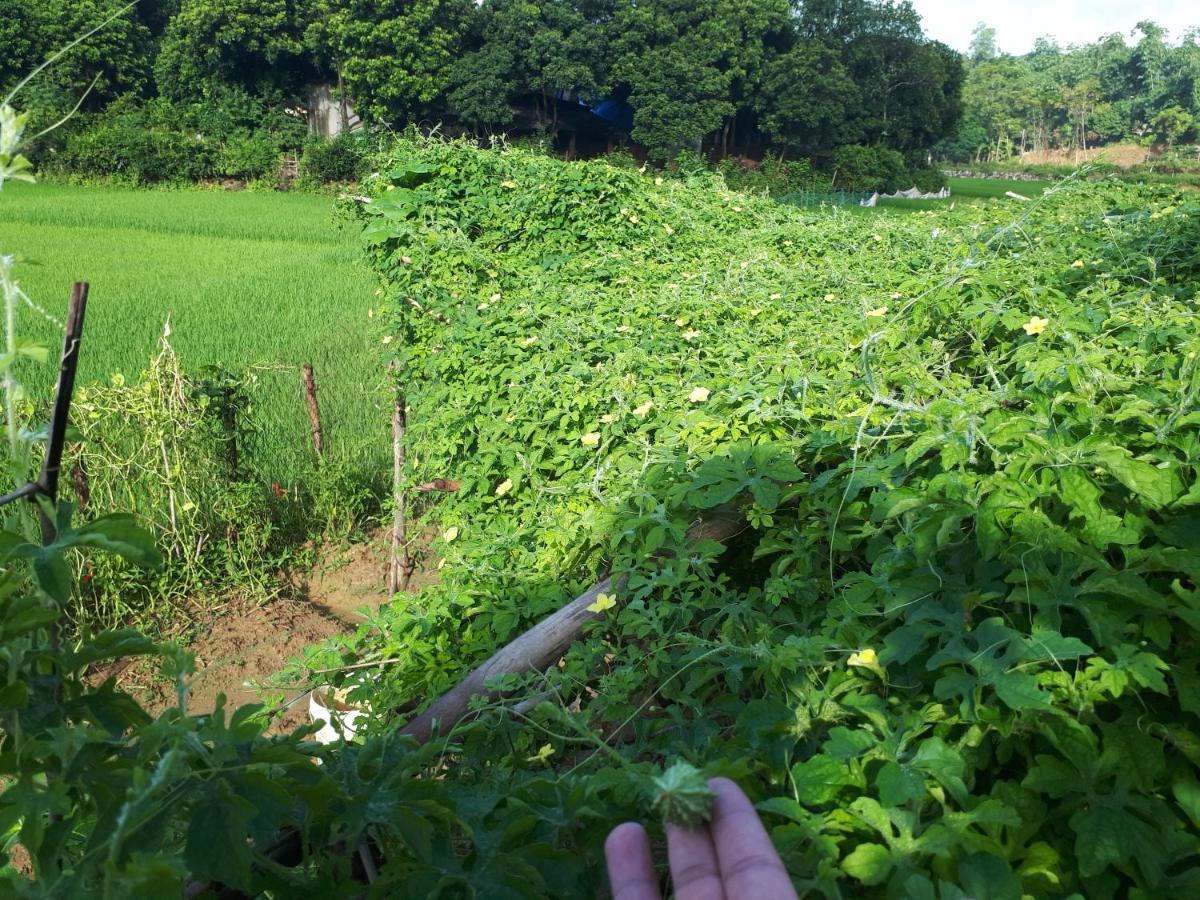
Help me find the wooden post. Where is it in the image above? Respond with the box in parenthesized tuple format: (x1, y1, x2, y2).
(387, 393, 413, 594)
(301, 363, 323, 459)
(37, 283, 89, 544)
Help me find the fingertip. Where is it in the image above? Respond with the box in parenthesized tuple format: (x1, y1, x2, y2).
(606, 821, 649, 856)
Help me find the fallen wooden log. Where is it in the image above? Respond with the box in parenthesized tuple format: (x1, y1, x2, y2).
(398, 505, 747, 743)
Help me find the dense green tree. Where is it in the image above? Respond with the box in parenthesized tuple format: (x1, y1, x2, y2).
(755, 40, 859, 153)
(968, 22, 997, 64)
(1152, 105, 1194, 149)
(0, 0, 45, 94)
(306, 0, 473, 124)
(155, 0, 313, 101)
(447, 0, 600, 137)
(604, 0, 735, 158)
(14, 0, 153, 114)
(946, 20, 1200, 160)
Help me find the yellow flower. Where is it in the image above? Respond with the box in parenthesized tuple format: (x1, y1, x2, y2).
(382, 335, 393, 344)
(663, 223, 674, 235)
(865, 306, 888, 318)
(633, 400, 653, 417)
(580, 432, 601, 447)
(442, 526, 459, 543)
(1071, 259, 1085, 268)
(600, 413, 618, 423)
(629, 214, 639, 224)
(689, 387, 711, 403)
(654, 176, 664, 185)
(501, 180, 517, 189)
(848, 647, 885, 677)
(872, 234, 883, 242)
(770, 292, 782, 300)
(682, 329, 701, 341)
(490, 292, 502, 302)
(494, 479, 513, 497)
(1022, 315, 1049, 336)
(824, 293, 836, 302)
(783, 239, 793, 246)
(586, 592, 617, 614)
(526, 743, 555, 763)
(675, 317, 687, 327)
(616, 325, 632, 333)
(520, 336, 539, 347)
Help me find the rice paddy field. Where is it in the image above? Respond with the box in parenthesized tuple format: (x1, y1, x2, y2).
(0, 181, 386, 482)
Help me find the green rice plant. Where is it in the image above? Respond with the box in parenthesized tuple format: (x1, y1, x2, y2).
(0, 180, 387, 487)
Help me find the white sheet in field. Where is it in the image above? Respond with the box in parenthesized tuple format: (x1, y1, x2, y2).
(860, 186, 952, 206)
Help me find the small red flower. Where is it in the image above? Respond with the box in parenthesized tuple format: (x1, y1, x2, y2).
(272, 481, 286, 499)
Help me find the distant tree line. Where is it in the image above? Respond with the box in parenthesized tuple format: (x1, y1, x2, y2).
(1, 0, 964, 162)
(943, 21, 1200, 161)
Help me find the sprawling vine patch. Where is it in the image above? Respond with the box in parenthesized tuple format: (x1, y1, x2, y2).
(309, 141, 1200, 896)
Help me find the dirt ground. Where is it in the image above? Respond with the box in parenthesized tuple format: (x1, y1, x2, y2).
(104, 531, 436, 731)
(1016, 143, 1151, 168)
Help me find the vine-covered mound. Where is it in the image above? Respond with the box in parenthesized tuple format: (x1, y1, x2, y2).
(319, 141, 1200, 897)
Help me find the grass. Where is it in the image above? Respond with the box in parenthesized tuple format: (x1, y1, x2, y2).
(0, 181, 386, 484)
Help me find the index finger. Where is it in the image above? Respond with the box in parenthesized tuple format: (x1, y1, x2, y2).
(605, 822, 662, 900)
(707, 778, 798, 900)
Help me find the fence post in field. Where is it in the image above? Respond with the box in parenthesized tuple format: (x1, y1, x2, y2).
(301, 363, 323, 459)
(37, 283, 89, 544)
(387, 391, 413, 594)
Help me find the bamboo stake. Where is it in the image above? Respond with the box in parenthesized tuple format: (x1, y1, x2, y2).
(37, 283, 89, 543)
(301, 363, 323, 458)
(387, 394, 412, 594)
(398, 506, 746, 744)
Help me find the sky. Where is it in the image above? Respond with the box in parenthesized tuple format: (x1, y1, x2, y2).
(909, 1, 1198, 55)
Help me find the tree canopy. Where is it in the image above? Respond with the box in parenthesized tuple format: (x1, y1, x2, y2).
(946, 21, 1200, 160)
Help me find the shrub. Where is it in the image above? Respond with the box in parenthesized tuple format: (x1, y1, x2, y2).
(717, 154, 834, 196)
(829, 144, 908, 191)
(215, 130, 280, 180)
(58, 120, 212, 183)
(300, 132, 370, 183)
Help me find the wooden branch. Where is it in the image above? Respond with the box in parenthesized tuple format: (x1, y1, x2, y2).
(398, 505, 746, 744)
(301, 363, 323, 458)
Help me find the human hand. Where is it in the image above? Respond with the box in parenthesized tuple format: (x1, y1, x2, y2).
(604, 777, 798, 899)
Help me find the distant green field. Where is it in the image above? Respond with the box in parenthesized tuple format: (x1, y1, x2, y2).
(945, 176, 1052, 198)
(874, 176, 1052, 211)
(0, 182, 386, 482)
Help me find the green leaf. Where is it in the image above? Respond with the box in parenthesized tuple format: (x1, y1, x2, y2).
(842, 842, 894, 885)
(790, 754, 850, 806)
(1069, 804, 1125, 877)
(1173, 777, 1200, 829)
(61, 515, 163, 569)
(824, 727, 877, 760)
(876, 762, 925, 807)
(1088, 446, 1182, 509)
(66, 630, 158, 671)
(991, 671, 1050, 711)
(185, 783, 255, 890)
